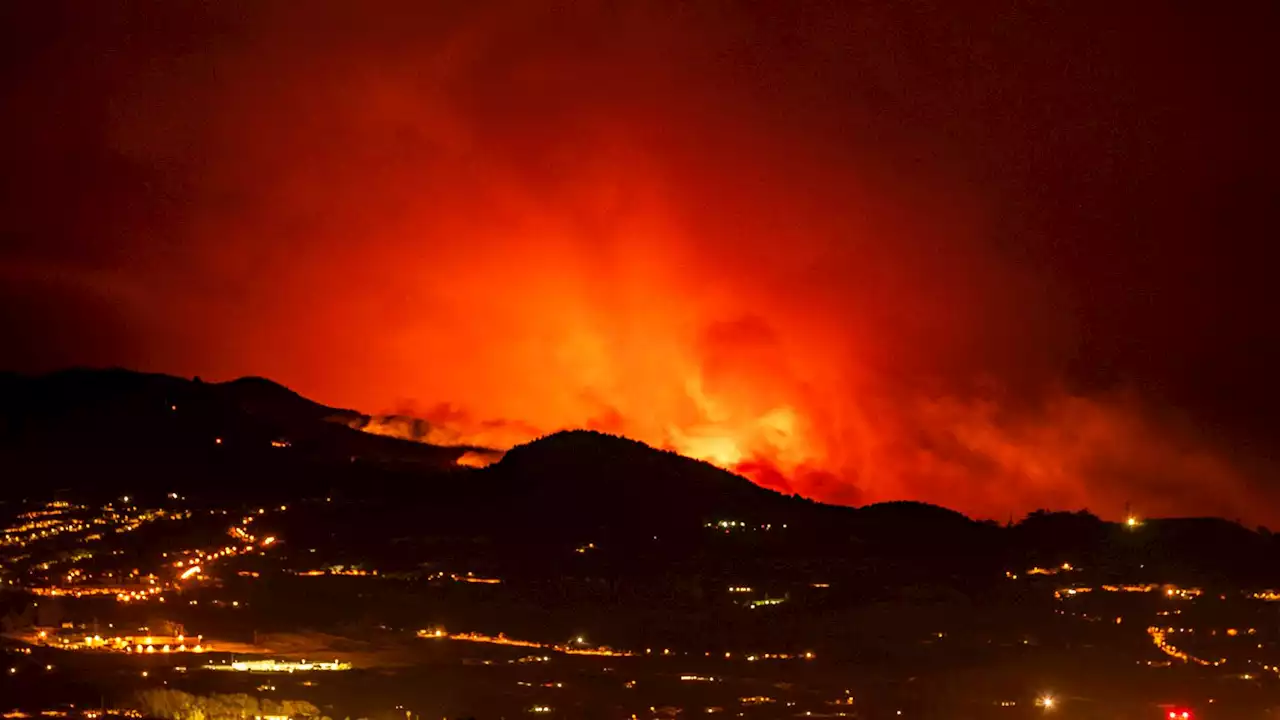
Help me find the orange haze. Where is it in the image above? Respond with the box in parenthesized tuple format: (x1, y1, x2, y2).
(3, 2, 1274, 524)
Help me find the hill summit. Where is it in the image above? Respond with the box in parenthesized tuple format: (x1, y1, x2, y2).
(492, 429, 813, 516)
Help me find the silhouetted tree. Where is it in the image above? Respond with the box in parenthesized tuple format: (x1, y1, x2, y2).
(1, 603, 35, 633)
(148, 617, 185, 637)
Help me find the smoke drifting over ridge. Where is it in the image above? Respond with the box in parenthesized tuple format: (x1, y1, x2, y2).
(2, 2, 1277, 522)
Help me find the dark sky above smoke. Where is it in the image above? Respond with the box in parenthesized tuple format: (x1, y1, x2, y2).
(2, 1, 1277, 522)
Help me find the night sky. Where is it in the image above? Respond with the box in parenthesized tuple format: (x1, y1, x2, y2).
(2, 1, 1277, 522)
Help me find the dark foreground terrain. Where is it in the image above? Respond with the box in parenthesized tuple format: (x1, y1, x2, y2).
(3, 369, 1280, 719)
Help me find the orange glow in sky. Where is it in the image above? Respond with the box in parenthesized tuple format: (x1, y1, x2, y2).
(3, 2, 1273, 525)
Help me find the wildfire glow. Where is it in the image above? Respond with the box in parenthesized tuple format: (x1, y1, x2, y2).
(455, 450, 501, 469)
(47, 2, 1269, 525)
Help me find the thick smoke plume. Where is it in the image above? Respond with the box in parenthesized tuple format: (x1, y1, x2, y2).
(2, 1, 1276, 523)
